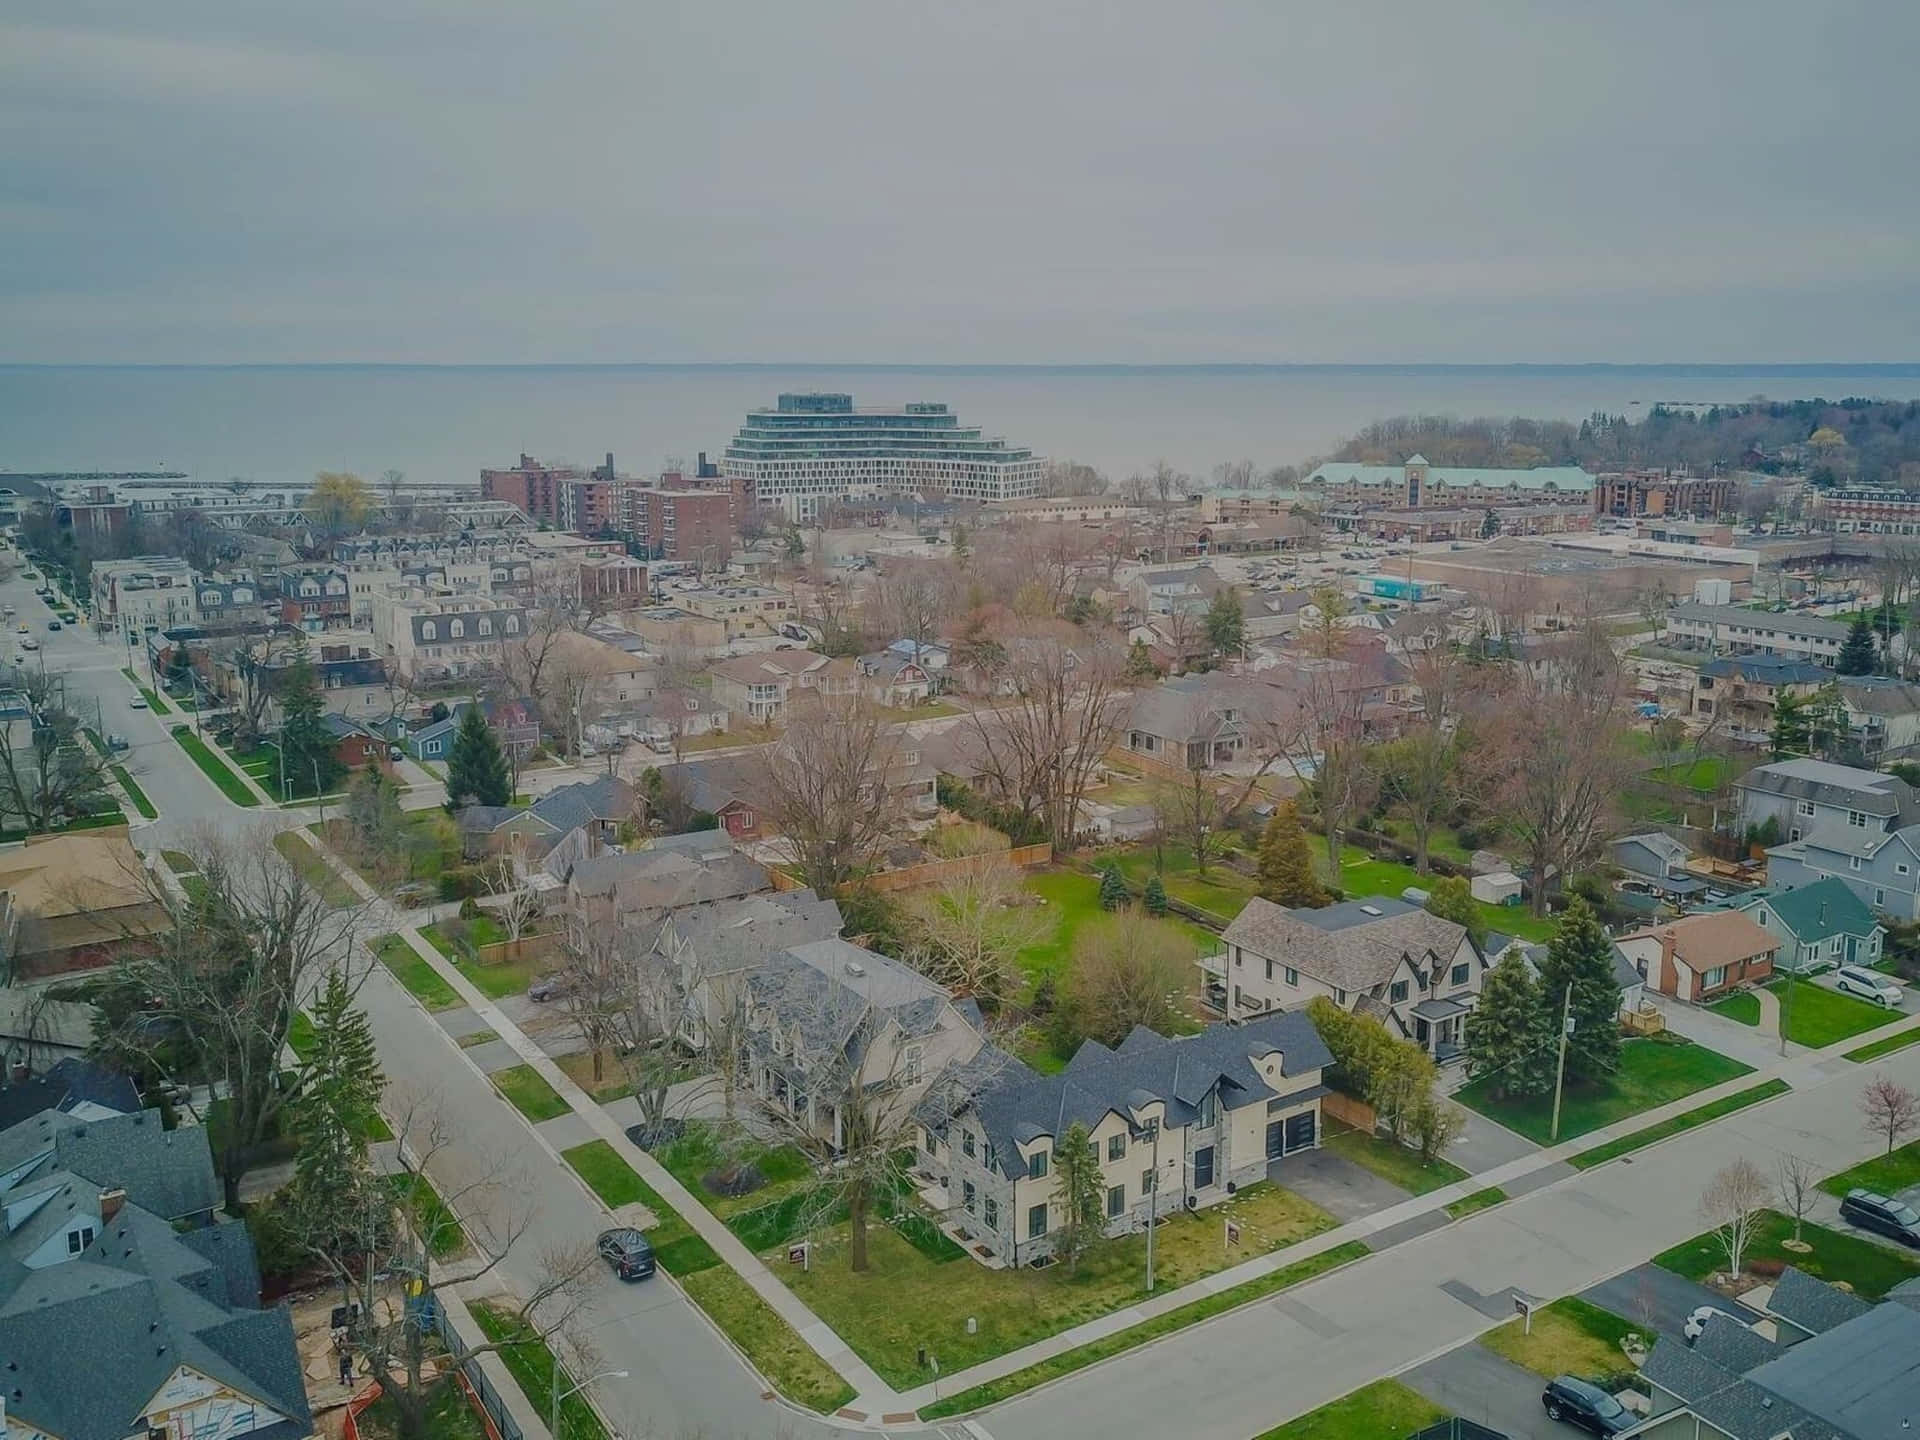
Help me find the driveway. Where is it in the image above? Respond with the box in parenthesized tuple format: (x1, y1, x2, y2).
(1404, 1341, 1555, 1440)
(1447, 1105, 1540, 1175)
(1580, 1263, 1763, 1344)
(1268, 1147, 1411, 1222)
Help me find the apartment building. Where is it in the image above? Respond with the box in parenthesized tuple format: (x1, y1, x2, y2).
(480, 453, 585, 526)
(1805, 487, 1920, 535)
(675, 584, 794, 638)
(89, 556, 200, 641)
(1303, 457, 1598, 509)
(632, 488, 733, 564)
(1661, 603, 1850, 666)
(369, 590, 528, 680)
(1592, 469, 1734, 519)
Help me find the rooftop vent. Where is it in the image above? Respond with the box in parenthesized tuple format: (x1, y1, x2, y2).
(1359, 904, 1383, 916)
(845, 960, 866, 977)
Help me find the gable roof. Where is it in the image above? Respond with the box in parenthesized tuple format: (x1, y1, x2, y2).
(1699, 654, 1830, 685)
(0, 1060, 140, 1132)
(1669, 602, 1851, 642)
(1747, 1299, 1920, 1439)
(1620, 910, 1779, 974)
(1613, 831, 1691, 868)
(1840, 675, 1920, 717)
(1223, 895, 1472, 994)
(0, 1109, 219, 1221)
(1769, 1264, 1873, 1336)
(1736, 758, 1915, 819)
(1753, 877, 1881, 944)
(1125, 674, 1253, 744)
(530, 775, 635, 833)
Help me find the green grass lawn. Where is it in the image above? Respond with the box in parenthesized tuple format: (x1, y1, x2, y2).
(1656, 1209, 1920, 1297)
(1710, 992, 1761, 1025)
(782, 1180, 1335, 1389)
(109, 764, 158, 818)
(372, 933, 460, 1011)
(170, 725, 259, 805)
(1456, 1035, 1753, 1145)
(1323, 1120, 1468, 1196)
(467, 1300, 610, 1440)
(161, 849, 197, 874)
(1821, 1138, 1920, 1199)
(1716, 979, 1902, 1047)
(679, 1267, 856, 1413)
(1105, 843, 1258, 924)
(1480, 1297, 1636, 1382)
(418, 918, 552, 1000)
(1572, 1079, 1790, 1170)
(1327, 846, 1559, 942)
(1446, 1187, 1507, 1220)
(1016, 867, 1214, 999)
(1847, 1027, 1920, 1063)
(560, 1140, 721, 1276)
(321, 809, 464, 898)
(391, 1169, 467, 1258)
(650, 1122, 815, 1245)
(1649, 756, 1730, 793)
(123, 669, 173, 714)
(271, 831, 361, 907)
(490, 1063, 570, 1122)
(553, 1049, 633, 1101)
(919, 1241, 1369, 1420)
(1253, 1380, 1445, 1440)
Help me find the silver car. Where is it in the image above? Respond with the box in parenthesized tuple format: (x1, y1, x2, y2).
(1834, 965, 1904, 1007)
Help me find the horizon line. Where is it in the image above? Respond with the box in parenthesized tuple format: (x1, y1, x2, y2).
(3, 360, 1920, 375)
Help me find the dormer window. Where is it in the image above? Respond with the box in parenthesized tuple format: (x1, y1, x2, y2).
(421, 621, 437, 641)
(478, 618, 492, 636)
(449, 619, 465, 639)
(505, 615, 521, 634)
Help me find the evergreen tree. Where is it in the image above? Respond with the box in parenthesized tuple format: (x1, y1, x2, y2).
(1256, 803, 1329, 907)
(1125, 639, 1160, 679)
(1143, 874, 1168, 916)
(277, 632, 343, 797)
(445, 707, 512, 808)
(1463, 953, 1554, 1098)
(1837, 617, 1878, 676)
(1423, 875, 1486, 949)
(1097, 863, 1131, 911)
(1771, 688, 1811, 759)
(284, 971, 387, 1275)
(1050, 1121, 1108, 1273)
(1480, 508, 1500, 539)
(1532, 897, 1622, 1085)
(1204, 587, 1246, 658)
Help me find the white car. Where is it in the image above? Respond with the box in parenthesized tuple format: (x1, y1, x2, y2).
(1685, 1305, 1747, 1344)
(128, 695, 148, 710)
(1834, 965, 1904, 1007)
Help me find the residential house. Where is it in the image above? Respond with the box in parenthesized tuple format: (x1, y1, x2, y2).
(630, 689, 730, 753)
(1609, 831, 1706, 902)
(0, 1108, 310, 1440)
(1124, 615, 1216, 674)
(1129, 565, 1223, 618)
(1691, 655, 1828, 730)
(1483, 933, 1647, 1017)
(1638, 1266, 1920, 1439)
(558, 830, 769, 939)
(1838, 676, 1920, 762)
(1735, 876, 1883, 973)
(537, 628, 658, 714)
(745, 938, 987, 1151)
(460, 775, 639, 861)
(320, 713, 387, 771)
(90, 556, 201, 644)
(708, 650, 856, 724)
(855, 651, 934, 708)
(1614, 909, 1780, 1003)
(387, 698, 539, 766)
(1661, 603, 1850, 666)
(917, 1010, 1331, 1268)
(0, 831, 171, 980)
(646, 887, 844, 1049)
(1733, 758, 1918, 843)
(370, 590, 529, 681)
(1215, 896, 1485, 1058)
(0, 1058, 139, 1131)
(883, 637, 950, 676)
(663, 755, 764, 840)
(1766, 824, 1920, 921)
(1118, 674, 1252, 774)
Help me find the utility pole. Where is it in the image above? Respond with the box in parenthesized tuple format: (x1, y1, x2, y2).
(1549, 981, 1575, 1143)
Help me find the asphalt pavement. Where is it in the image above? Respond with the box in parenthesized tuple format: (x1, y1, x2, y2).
(1403, 1344, 1556, 1440)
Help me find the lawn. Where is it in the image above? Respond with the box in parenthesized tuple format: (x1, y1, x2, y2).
(320, 809, 464, 898)
(1821, 1138, 1920, 1199)
(1252, 1381, 1445, 1440)
(1655, 1209, 1920, 1299)
(1445, 1187, 1507, 1220)
(491, 1064, 570, 1122)
(918, 1240, 1369, 1420)
(161, 849, 197, 874)
(1323, 1120, 1468, 1196)
(560, 1140, 722, 1276)
(1456, 1035, 1753, 1145)
(1571, 1079, 1790, 1170)
(123, 668, 173, 714)
(1847, 1027, 1920, 1063)
(1480, 1297, 1636, 1382)
(1105, 842, 1258, 924)
(373, 933, 461, 1011)
(554, 1049, 632, 1101)
(458, 1028, 499, 1049)
(1015, 868, 1215, 1014)
(679, 1267, 856, 1413)
(781, 1180, 1336, 1389)
(1714, 979, 1901, 1048)
(171, 725, 259, 805)
(467, 1300, 611, 1440)
(651, 1122, 814, 1239)
(1327, 846, 1559, 942)
(1648, 756, 1730, 793)
(110, 764, 157, 818)
(419, 918, 555, 1000)
(271, 831, 361, 907)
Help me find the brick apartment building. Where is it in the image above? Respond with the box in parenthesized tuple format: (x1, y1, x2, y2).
(480, 454, 584, 526)
(634, 489, 732, 563)
(1592, 469, 1734, 519)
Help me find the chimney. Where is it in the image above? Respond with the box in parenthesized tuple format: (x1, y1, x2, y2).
(99, 1189, 127, 1225)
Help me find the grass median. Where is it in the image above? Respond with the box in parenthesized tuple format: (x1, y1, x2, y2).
(1821, 1137, 1920, 1199)
(1445, 1187, 1507, 1219)
(373, 933, 460, 1011)
(1255, 1378, 1444, 1440)
(490, 1063, 570, 1122)
(122, 668, 173, 714)
(170, 724, 259, 805)
(467, 1299, 611, 1440)
(1846, 1027, 1920, 1063)
(271, 831, 361, 906)
(1570, 1078, 1791, 1170)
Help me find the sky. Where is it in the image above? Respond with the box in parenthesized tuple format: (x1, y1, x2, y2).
(3, 1, 1918, 365)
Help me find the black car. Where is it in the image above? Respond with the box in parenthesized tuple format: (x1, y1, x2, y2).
(45, 620, 59, 632)
(1839, 1187, 1920, 1247)
(527, 973, 573, 1002)
(597, 1227, 656, 1281)
(1542, 1376, 1633, 1435)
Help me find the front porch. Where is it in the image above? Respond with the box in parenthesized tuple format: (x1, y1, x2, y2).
(1409, 995, 1468, 1064)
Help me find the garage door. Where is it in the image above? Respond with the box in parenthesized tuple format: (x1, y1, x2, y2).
(1283, 1109, 1317, 1154)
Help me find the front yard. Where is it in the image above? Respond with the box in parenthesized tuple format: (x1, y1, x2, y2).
(1479, 1297, 1637, 1383)
(1456, 1034, 1753, 1145)
(779, 1180, 1336, 1389)
(318, 810, 464, 899)
(1254, 1380, 1445, 1440)
(1323, 1120, 1467, 1196)
(1710, 978, 1901, 1048)
(1821, 1137, 1920, 1199)
(420, 917, 553, 1000)
(1655, 1209, 1920, 1300)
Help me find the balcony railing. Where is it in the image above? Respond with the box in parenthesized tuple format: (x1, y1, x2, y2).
(1197, 951, 1227, 979)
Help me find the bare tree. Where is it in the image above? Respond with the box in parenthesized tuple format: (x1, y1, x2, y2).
(488, 861, 543, 942)
(747, 694, 902, 893)
(1150, 763, 1235, 877)
(1776, 1153, 1818, 1244)
(1378, 637, 1469, 873)
(0, 706, 115, 833)
(1269, 601, 1380, 886)
(1060, 911, 1194, 1049)
(1861, 1076, 1920, 1154)
(903, 853, 1048, 1007)
(1700, 1157, 1772, 1282)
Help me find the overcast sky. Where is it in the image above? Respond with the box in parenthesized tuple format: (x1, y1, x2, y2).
(4, 1, 1917, 365)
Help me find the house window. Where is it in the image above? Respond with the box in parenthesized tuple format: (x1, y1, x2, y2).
(1107, 1133, 1126, 1162)
(1797, 800, 1815, 817)
(1141, 1167, 1156, 1194)
(963, 1181, 977, 1214)
(1849, 810, 1870, 828)
(68, 1225, 96, 1255)
(1197, 1088, 1218, 1128)
(1028, 1151, 1049, 1180)
(902, 1044, 924, 1083)
(1107, 1185, 1125, 1219)
(1284, 966, 1299, 986)
(1703, 965, 1728, 990)
(505, 615, 521, 634)
(983, 1197, 998, 1229)
(1876, 888, 1887, 906)
(923, 1127, 937, 1154)
(1389, 980, 1409, 1003)
(421, 621, 437, 641)
(1333, 987, 1347, 1005)
(961, 1131, 975, 1166)
(1027, 1204, 1048, 1240)
(478, 617, 493, 636)
(1192, 1145, 1216, 1189)
(1852, 856, 1863, 871)
(1452, 963, 1470, 986)
(1264, 958, 1273, 982)
(1901, 863, 1912, 876)
(1831, 936, 1845, 956)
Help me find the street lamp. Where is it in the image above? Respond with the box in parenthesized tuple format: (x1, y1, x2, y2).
(551, 1366, 627, 1440)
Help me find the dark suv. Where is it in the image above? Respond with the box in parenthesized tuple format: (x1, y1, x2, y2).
(1542, 1376, 1633, 1435)
(1840, 1188, 1920, 1247)
(597, 1227, 656, 1281)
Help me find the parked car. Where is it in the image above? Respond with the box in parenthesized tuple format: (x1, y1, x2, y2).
(1839, 1188, 1920, 1247)
(1684, 1305, 1748, 1343)
(1541, 1376, 1634, 1435)
(19, 639, 36, 651)
(1833, 966, 1903, 1007)
(596, 1227, 656, 1281)
(128, 695, 148, 709)
(107, 733, 130, 752)
(45, 621, 59, 632)
(527, 973, 573, 1002)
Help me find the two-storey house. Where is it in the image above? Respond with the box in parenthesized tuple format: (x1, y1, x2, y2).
(1734, 758, 1918, 843)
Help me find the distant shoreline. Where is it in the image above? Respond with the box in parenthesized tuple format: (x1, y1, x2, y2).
(3, 361, 1918, 377)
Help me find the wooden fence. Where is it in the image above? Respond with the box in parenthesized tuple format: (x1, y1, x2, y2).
(472, 931, 563, 967)
(1322, 1090, 1378, 1134)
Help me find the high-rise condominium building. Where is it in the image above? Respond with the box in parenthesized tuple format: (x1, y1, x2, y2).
(721, 393, 1044, 521)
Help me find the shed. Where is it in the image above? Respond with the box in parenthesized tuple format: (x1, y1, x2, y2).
(1470, 871, 1524, 906)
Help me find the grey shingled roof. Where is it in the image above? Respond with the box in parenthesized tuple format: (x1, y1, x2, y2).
(1669, 602, 1850, 641)
(1748, 1299, 1920, 1439)
(531, 775, 635, 833)
(0, 1110, 218, 1222)
(1768, 1264, 1873, 1336)
(1736, 758, 1915, 819)
(1689, 1312, 1777, 1372)
(652, 890, 843, 978)
(955, 1011, 1332, 1176)
(0, 1060, 140, 1131)
(1223, 896, 1471, 995)
(570, 847, 769, 911)
(746, 940, 957, 1069)
(1124, 675, 1252, 745)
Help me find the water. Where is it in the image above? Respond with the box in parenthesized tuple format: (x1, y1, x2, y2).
(3, 364, 1918, 490)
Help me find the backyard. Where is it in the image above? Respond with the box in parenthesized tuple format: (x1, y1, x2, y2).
(1102, 842, 1259, 925)
(420, 916, 556, 1000)
(1655, 1210, 1920, 1299)
(778, 1179, 1336, 1389)
(1709, 978, 1902, 1048)
(1456, 1034, 1753, 1145)
(1325, 846, 1559, 942)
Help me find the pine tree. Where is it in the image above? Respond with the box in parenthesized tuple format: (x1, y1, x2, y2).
(1533, 897, 1623, 1086)
(1204, 587, 1245, 658)
(1050, 1121, 1108, 1272)
(1125, 639, 1160, 679)
(1480, 509, 1500, 539)
(1097, 863, 1131, 911)
(1256, 803, 1329, 907)
(1463, 953, 1554, 1099)
(1771, 688, 1810, 759)
(1143, 874, 1168, 915)
(285, 971, 387, 1271)
(1837, 617, 1878, 676)
(1423, 875, 1486, 949)
(446, 707, 512, 809)
(278, 631, 343, 797)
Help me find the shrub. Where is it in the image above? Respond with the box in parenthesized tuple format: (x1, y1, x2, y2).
(1143, 875, 1168, 915)
(458, 895, 481, 919)
(703, 1164, 766, 1198)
